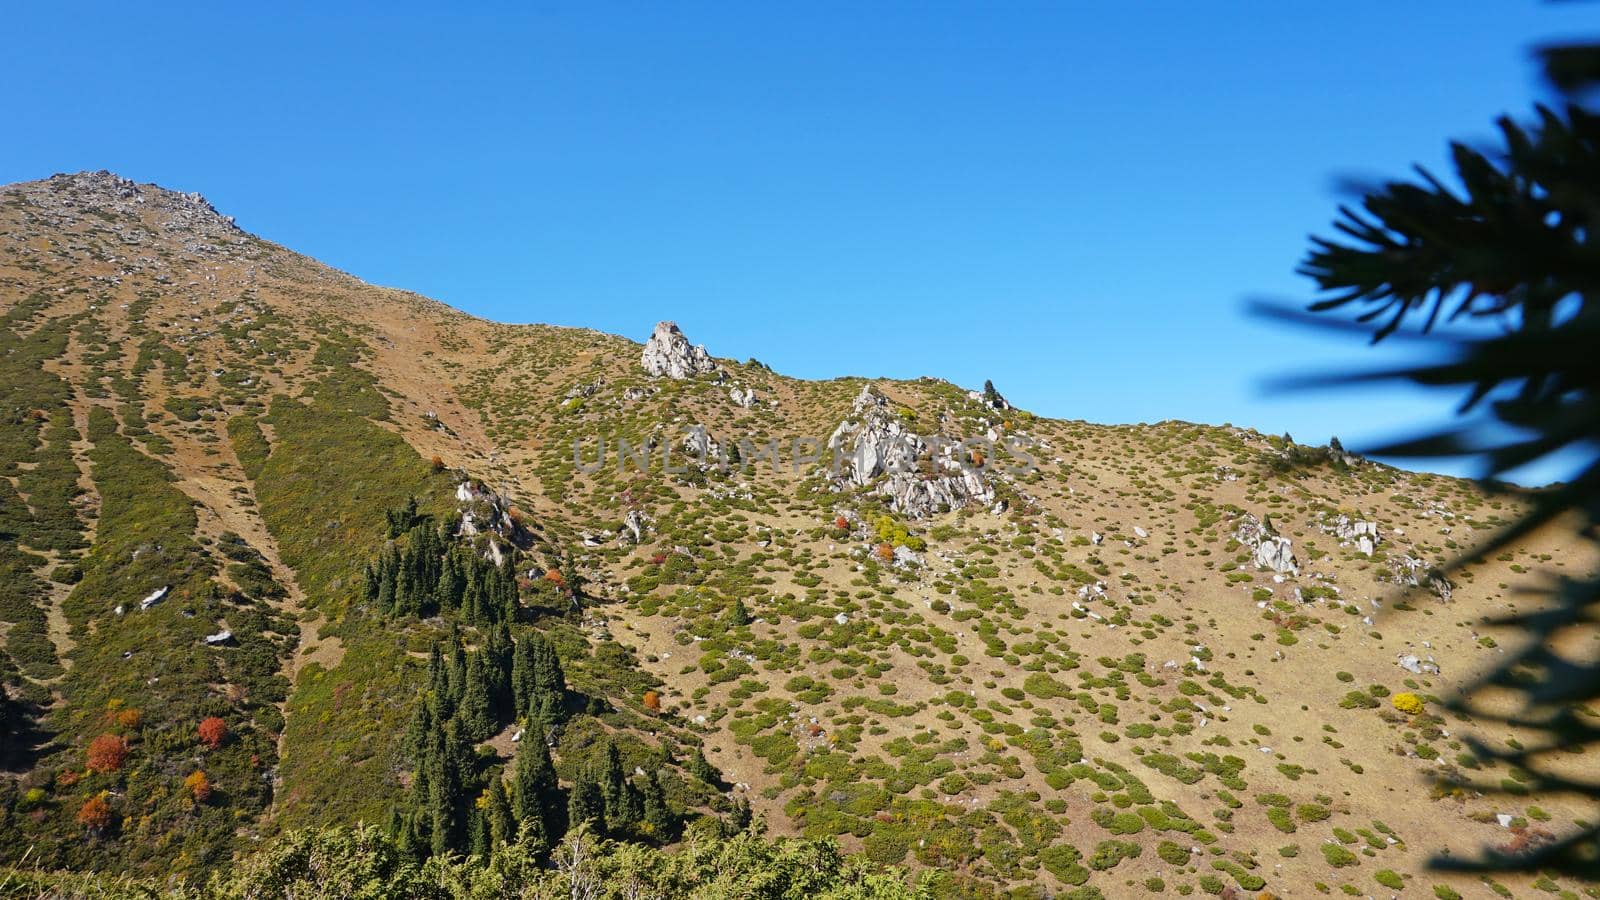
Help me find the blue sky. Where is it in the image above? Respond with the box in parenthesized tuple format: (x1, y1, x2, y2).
(4, 3, 1592, 481)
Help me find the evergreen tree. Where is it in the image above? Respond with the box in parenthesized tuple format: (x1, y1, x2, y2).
(485, 777, 515, 849)
(688, 747, 718, 786)
(724, 796, 753, 836)
(511, 633, 536, 719)
(531, 633, 565, 700)
(446, 634, 467, 709)
(982, 378, 1001, 405)
(510, 726, 558, 835)
(467, 806, 489, 859)
(639, 771, 673, 840)
(598, 742, 627, 814)
(567, 773, 605, 833)
(404, 695, 434, 763)
(460, 652, 496, 742)
(386, 496, 422, 538)
(427, 756, 459, 858)
(727, 598, 751, 627)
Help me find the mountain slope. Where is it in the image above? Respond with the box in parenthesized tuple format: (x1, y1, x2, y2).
(0, 171, 1591, 897)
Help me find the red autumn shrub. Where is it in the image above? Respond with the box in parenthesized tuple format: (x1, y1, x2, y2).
(643, 690, 662, 712)
(834, 516, 850, 530)
(875, 543, 896, 562)
(197, 717, 228, 750)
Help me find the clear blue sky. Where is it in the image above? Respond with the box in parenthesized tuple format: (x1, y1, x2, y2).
(4, 3, 1592, 481)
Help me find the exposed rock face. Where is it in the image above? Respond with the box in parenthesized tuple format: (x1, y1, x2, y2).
(827, 385, 994, 519)
(729, 386, 757, 408)
(455, 480, 528, 565)
(1235, 513, 1299, 576)
(641, 321, 718, 379)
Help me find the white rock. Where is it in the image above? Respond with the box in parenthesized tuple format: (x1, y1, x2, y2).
(641, 321, 718, 379)
(140, 586, 170, 610)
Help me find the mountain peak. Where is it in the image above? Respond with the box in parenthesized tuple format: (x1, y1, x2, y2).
(2, 170, 247, 247)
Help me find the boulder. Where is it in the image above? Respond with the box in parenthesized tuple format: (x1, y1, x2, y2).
(1397, 653, 1440, 675)
(1253, 536, 1299, 575)
(681, 424, 720, 460)
(140, 586, 170, 611)
(641, 321, 718, 379)
(729, 386, 757, 408)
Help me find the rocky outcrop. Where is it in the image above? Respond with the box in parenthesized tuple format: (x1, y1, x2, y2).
(1388, 554, 1454, 601)
(729, 386, 757, 408)
(641, 321, 718, 379)
(681, 424, 721, 461)
(1234, 513, 1299, 576)
(826, 385, 995, 519)
(1323, 515, 1380, 556)
(969, 380, 1012, 411)
(621, 510, 648, 544)
(455, 480, 528, 566)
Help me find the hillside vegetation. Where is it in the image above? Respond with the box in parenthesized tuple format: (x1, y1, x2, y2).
(0, 172, 1593, 898)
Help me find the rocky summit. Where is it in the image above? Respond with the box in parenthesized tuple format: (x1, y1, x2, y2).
(641, 320, 720, 379)
(0, 172, 1591, 898)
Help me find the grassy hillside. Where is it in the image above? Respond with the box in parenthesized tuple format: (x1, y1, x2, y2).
(0, 171, 1593, 898)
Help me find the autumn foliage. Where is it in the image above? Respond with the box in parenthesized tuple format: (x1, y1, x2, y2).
(430, 454, 445, 472)
(198, 716, 228, 750)
(642, 690, 662, 712)
(543, 569, 567, 590)
(833, 516, 849, 530)
(875, 543, 896, 562)
(76, 794, 112, 831)
(184, 770, 212, 803)
(86, 735, 128, 774)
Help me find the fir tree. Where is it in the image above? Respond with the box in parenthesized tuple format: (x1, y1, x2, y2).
(567, 773, 605, 833)
(485, 777, 515, 849)
(688, 747, 718, 786)
(639, 771, 673, 840)
(460, 652, 496, 742)
(510, 726, 558, 835)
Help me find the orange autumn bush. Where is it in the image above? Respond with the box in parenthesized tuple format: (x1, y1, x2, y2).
(86, 735, 128, 774)
(76, 794, 112, 831)
(184, 770, 212, 803)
